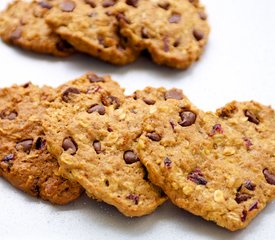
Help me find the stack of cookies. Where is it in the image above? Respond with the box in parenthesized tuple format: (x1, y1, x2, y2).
(0, 0, 210, 68)
(1, 72, 274, 231)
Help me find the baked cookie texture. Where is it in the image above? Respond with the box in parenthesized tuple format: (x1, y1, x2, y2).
(216, 101, 275, 162)
(0, 0, 74, 56)
(45, 0, 139, 65)
(0, 83, 82, 204)
(43, 72, 166, 216)
(134, 89, 275, 231)
(114, 0, 210, 69)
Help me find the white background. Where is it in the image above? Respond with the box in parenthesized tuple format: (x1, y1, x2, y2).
(0, 0, 274, 239)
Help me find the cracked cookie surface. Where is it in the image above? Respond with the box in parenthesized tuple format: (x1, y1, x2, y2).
(134, 89, 275, 230)
(0, 83, 82, 204)
(0, 0, 74, 56)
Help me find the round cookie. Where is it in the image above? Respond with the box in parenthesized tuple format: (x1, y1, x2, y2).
(43, 72, 166, 217)
(0, 83, 82, 205)
(45, 0, 139, 65)
(134, 90, 275, 230)
(0, 0, 74, 56)
(113, 0, 210, 69)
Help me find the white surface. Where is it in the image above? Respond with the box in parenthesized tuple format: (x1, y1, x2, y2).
(0, 0, 274, 239)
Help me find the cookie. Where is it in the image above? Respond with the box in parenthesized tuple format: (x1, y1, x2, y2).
(134, 89, 275, 230)
(113, 0, 210, 69)
(0, 83, 82, 204)
(45, 0, 139, 65)
(43, 72, 166, 216)
(216, 101, 275, 156)
(0, 0, 74, 56)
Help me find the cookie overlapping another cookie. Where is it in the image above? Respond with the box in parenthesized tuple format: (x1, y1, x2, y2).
(0, 0, 74, 56)
(43, 72, 166, 216)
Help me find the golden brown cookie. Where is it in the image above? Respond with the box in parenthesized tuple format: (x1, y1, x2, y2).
(0, 0, 74, 56)
(113, 0, 210, 68)
(45, 0, 139, 65)
(134, 89, 275, 230)
(43, 72, 166, 216)
(0, 83, 82, 204)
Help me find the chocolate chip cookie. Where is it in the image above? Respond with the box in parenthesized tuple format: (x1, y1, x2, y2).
(45, 0, 139, 65)
(135, 90, 275, 230)
(0, 83, 82, 204)
(0, 0, 74, 56)
(114, 0, 210, 68)
(43, 72, 166, 216)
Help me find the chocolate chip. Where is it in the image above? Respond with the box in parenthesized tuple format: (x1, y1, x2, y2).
(249, 200, 258, 211)
(187, 168, 207, 185)
(87, 73, 104, 83)
(87, 104, 105, 115)
(31, 178, 40, 195)
(7, 112, 17, 120)
(141, 27, 149, 39)
(0, 111, 17, 120)
(241, 210, 247, 222)
(126, 0, 138, 7)
(164, 157, 172, 167)
(116, 13, 130, 24)
(179, 111, 197, 127)
(38, 1, 52, 9)
(235, 193, 252, 204)
(158, 2, 170, 10)
(104, 179, 110, 187)
(244, 110, 260, 125)
(165, 89, 183, 100)
(62, 137, 77, 155)
(56, 40, 73, 51)
(2, 154, 14, 162)
(193, 29, 204, 41)
(168, 13, 181, 23)
(173, 38, 181, 47)
(62, 87, 80, 102)
(146, 132, 161, 142)
(143, 98, 155, 105)
(199, 12, 207, 20)
(263, 168, 275, 185)
(10, 28, 21, 40)
(209, 124, 223, 136)
(16, 139, 33, 153)
(244, 180, 256, 191)
(123, 151, 139, 164)
(60, 1, 76, 12)
(85, 0, 96, 7)
(243, 137, 253, 149)
(101, 95, 120, 109)
(35, 137, 46, 150)
(93, 141, 101, 154)
(163, 36, 169, 52)
(126, 194, 139, 205)
(22, 82, 30, 88)
(102, 0, 115, 7)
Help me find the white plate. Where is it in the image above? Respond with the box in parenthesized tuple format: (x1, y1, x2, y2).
(0, 0, 274, 239)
